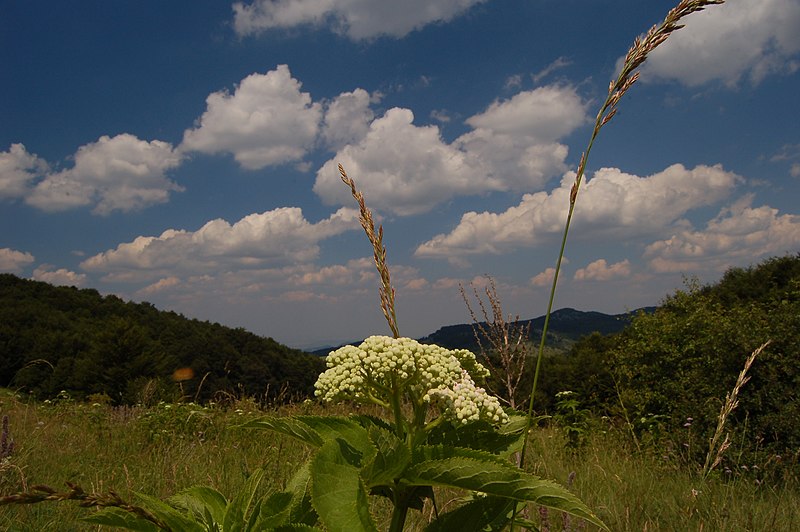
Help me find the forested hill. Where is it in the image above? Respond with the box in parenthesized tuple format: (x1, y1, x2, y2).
(417, 307, 653, 353)
(0, 274, 325, 404)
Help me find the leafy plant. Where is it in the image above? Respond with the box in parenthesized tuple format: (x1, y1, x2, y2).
(231, 167, 605, 531)
(553, 392, 590, 450)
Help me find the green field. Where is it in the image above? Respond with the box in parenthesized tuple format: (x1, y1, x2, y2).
(1, 389, 797, 531)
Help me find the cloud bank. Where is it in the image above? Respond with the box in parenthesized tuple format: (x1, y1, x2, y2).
(81, 206, 360, 281)
(415, 164, 741, 257)
(232, 0, 488, 40)
(641, 0, 800, 86)
(314, 84, 589, 215)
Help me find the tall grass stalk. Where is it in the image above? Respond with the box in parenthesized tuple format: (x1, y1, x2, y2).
(517, 0, 725, 524)
(339, 163, 399, 338)
(702, 340, 770, 479)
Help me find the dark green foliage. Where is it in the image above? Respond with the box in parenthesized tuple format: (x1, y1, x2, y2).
(525, 254, 800, 469)
(610, 254, 800, 464)
(0, 274, 325, 404)
(536, 332, 619, 413)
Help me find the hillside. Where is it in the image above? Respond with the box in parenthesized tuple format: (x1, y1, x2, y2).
(418, 307, 652, 352)
(310, 307, 653, 357)
(0, 274, 325, 404)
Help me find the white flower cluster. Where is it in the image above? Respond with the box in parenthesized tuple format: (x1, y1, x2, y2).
(314, 335, 507, 425)
(425, 370, 507, 425)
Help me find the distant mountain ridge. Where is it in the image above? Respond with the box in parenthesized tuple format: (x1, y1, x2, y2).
(312, 307, 654, 355)
(419, 307, 653, 352)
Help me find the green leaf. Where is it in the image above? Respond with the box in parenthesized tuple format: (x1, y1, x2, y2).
(310, 438, 378, 532)
(133, 492, 207, 532)
(241, 416, 375, 457)
(239, 417, 324, 447)
(249, 491, 294, 530)
(81, 507, 161, 531)
(349, 414, 395, 433)
(412, 444, 514, 467)
(425, 412, 528, 457)
(285, 463, 318, 525)
(425, 495, 516, 532)
(301, 416, 376, 456)
(224, 468, 265, 532)
(405, 457, 607, 530)
(361, 425, 410, 487)
(169, 486, 228, 526)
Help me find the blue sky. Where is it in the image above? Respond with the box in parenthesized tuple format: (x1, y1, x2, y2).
(2, 0, 799, 349)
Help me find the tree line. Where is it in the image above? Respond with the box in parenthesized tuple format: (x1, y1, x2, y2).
(537, 253, 800, 464)
(0, 274, 325, 404)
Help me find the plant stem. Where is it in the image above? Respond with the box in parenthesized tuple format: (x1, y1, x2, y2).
(389, 488, 411, 532)
(512, 1, 726, 529)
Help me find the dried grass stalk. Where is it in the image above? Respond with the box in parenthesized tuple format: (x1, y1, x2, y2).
(702, 340, 771, 478)
(338, 163, 400, 338)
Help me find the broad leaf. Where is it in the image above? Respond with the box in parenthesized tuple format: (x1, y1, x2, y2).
(285, 463, 317, 525)
(239, 417, 324, 447)
(249, 491, 294, 530)
(300, 416, 376, 457)
(169, 486, 228, 527)
(361, 425, 410, 486)
(133, 492, 207, 532)
(425, 412, 528, 457)
(405, 457, 607, 530)
(81, 507, 161, 531)
(310, 438, 378, 532)
(349, 414, 395, 433)
(425, 495, 516, 532)
(224, 468, 265, 532)
(412, 444, 515, 467)
(241, 416, 375, 458)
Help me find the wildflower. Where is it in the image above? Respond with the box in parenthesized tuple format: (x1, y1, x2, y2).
(315, 336, 507, 425)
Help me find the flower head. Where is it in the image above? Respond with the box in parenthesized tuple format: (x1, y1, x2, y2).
(315, 336, 507, 425)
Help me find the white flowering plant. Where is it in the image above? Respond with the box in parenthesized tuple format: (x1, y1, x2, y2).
(236, 166, 608, 531)
(315, 336, 507, 427)
(239, 333, 605, 531)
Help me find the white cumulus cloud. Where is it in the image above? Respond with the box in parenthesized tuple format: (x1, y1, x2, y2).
(0, 144, 49, 199)
(530, 267, 556, 287)
(457, 85, 587, 190)
(641, 0, 800, 86)
(416, 163, 740, 257)
(232, 0, 488, 40)
(315, 107, 491, 215)
(81, 206, 360, 281)
(25, 134, 183, 215)
(574, 259, 631, 282)
(32, 265, 87, 286)
(315, 84, 589, 216)
(320, 88, 376, 150)
(645, 195, 800, 272)
(181, 65, 322, 169)
(0, 248, 35, 273)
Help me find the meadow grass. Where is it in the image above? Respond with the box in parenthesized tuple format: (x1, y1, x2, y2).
(1, 388, 798, 531)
